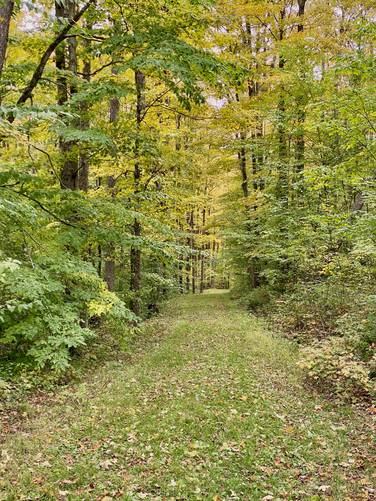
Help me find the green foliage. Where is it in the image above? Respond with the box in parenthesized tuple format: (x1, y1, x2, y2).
(0, 0, 226, 379)
(245, 287, 271, 310)
(0, 255, 131, 371)
(221, 4, 376, 400)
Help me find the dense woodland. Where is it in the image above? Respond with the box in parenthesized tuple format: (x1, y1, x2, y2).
(0, 0, 375, 401)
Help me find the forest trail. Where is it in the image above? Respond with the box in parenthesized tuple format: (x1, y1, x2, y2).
(0, 293, 374, 500)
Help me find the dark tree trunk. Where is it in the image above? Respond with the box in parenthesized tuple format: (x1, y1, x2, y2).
(178, 258, 184, 293)
(67, 1, 78, 95)
(235, 90, 249, 198)
(238, 131, 249, 198)
(130, 220, 141, 311)
(199, 251, 205, 293)
(295, 0, 307, 175)
(210, 237, 215, 288)
(97, 244, 102, 276)
(78, 23, 91, 192)
(56, 1, 79, 191)
(104, 66, 120, 291)
(104, 178, 116, 290)
(200, 207, 206, 293)
(104, 259, 116, 291)
(190, 211, 197, 294)
(175, 118, 184, 293)
(185, 253, 191, 292)
(109, 94, 120, 123)
(276, 7, 288, 201)
(55, 1, 68, 106)
(0, 0, 13, 79)
(297, 0, 306, 33)
(130, 70, 145, 315)
(185, 211, 193, 293)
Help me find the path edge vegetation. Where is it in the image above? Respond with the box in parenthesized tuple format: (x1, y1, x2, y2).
(0, 293, 375, 500)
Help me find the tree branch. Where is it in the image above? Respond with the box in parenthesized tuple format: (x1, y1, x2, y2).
(8, 0, 95, 123)
(0, 186, 79, 228)
(77, 59, 124, 78)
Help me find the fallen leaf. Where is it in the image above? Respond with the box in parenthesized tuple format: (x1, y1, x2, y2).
(317, 485, 331, 493)
(284, 425, 294, 434)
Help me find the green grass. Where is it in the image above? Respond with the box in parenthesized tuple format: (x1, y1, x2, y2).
(0, 292, 374, 500)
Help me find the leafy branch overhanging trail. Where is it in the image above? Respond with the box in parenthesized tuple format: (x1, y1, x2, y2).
(1, 292, 374, 500)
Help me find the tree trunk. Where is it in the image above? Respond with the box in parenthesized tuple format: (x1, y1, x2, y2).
(56, 0, 79, 191)
(178, 258, 184, 293)
(103, 261, 115, 294)
(189, 211, 196, 294)
(0, 0, 13, 79)
(55, 1, 68, 106)
(130, 70, 145, 315)
(200, 207, 206, 294)
(238, 131, 249, 198)
(235, 91, 249, 198)
(78, 22, 91, 192)
(295, 0, 307, 175)
(185, 252, 191, 292)
(276, 7, 288, 201)
(104, 66, 120, 291)
(210, 237, 215, 288)
(297, 0, 306, 33)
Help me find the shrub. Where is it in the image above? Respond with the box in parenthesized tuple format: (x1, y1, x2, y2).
(265, 279, 375, 400)
(0, 255, 134, 372)
(299, 337, 375, 400)
(246, 287, 271, 310)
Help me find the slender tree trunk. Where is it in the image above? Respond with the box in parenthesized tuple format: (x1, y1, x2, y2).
(178, 258, 184, 293)
(297, 0, 306, 33)
(249, 78, 262, 289)
(97, 244, 102, 276)
(130, 70, 145, 315)
(185, 253, 191, 292)
(276, 7, 288, 202)
(238, 131, 249, 197)
(56, 0, 79, 190)
(199, 207, 206, 293)
(210, 236, 215, 288)
(104, 178, 116, 291)
(104, 258, 116, 291)
(67, 1, 78, 95)
(295, 0, 307, 175)
(189, 210, 196, 294)
(0, 0, 13, 79)
(235, 91, 249, 198)
(55, 1, 67, 107)
(104, 66, 120, 291)
(78, 22, 91, 192)
(200, 252, 205, 293)
(175, 118, 184, 293)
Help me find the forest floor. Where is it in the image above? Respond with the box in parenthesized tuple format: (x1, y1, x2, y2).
(0, 292, 375, 500)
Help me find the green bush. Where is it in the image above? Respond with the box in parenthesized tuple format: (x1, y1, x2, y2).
(0, 256, 134, 372)
(246, 287, 271, 310)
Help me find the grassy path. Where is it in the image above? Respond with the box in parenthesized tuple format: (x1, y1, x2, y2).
(0, 292, 374, 500)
